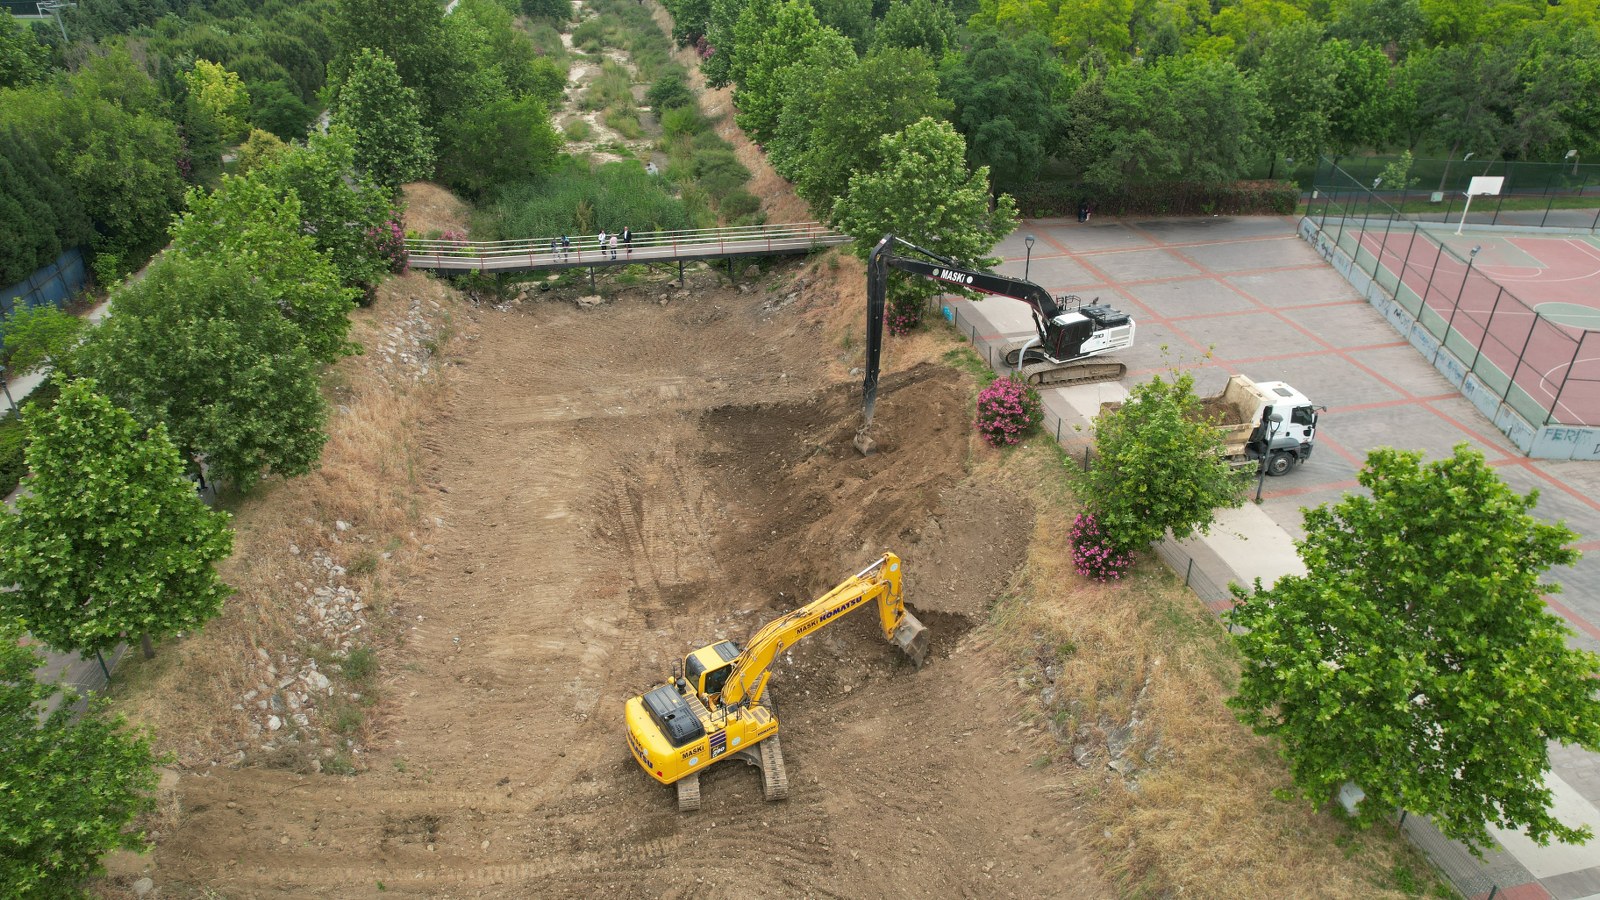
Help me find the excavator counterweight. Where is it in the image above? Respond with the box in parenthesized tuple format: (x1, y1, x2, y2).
(624, 554, 925, 809)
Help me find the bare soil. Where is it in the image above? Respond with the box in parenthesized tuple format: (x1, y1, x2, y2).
(145, 268, 1104, 897)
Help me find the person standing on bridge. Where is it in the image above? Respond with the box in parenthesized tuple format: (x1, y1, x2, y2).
(608, 232, 619, 259)
(622, 226, 632, 257)
(560, 234, 572, 260)
(597, 229, 607, 257)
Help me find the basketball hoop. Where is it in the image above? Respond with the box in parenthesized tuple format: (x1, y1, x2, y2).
(1455, 176, 1504, 235)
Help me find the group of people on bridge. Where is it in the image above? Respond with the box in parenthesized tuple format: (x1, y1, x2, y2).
(550, 227, 633, 262)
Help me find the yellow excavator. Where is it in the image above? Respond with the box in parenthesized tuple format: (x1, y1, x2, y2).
(624, 553, 928, 811)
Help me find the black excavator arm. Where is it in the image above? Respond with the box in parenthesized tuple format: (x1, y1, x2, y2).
(856, 234, 1061, 455)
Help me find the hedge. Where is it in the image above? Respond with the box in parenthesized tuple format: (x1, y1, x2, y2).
(1013, 179, 1300, 218)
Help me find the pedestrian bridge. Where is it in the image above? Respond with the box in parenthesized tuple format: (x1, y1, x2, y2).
(406, 222, 850, 273)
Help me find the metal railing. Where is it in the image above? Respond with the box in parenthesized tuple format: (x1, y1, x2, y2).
(405, 222, 850, 270)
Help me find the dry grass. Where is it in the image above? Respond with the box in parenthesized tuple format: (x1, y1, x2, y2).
(977, 443, 1446, 898)
(111, 274, 467, 767)
(402, 182, 472, 236)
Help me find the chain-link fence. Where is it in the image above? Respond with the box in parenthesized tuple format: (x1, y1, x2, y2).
(1306, 158, 1600, 429)
(1316, 155, 1600, 232)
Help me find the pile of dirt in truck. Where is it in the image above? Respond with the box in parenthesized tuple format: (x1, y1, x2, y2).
(136, 266, 1105, 897)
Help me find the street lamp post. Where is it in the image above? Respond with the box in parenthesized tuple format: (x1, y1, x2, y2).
(1254, 413, 1284, 504)
(1023, 234, 1036, 282)
(1567, 149, 1579, 177)
(0, 366, 15, 415)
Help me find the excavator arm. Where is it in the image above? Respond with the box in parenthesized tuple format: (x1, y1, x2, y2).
(859, 235, 1062, 455)
(855, 233, 1132, 455)
(715, 553, 926, 710)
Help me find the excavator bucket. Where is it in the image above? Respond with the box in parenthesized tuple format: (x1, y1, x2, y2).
(892, 611, 930, 668)
(853, 426, 877, 456)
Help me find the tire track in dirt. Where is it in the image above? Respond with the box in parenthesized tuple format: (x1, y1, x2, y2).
(155, 283, 1107, 897)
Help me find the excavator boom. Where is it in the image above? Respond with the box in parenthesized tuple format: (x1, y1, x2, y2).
(855, 234, 1133, 455)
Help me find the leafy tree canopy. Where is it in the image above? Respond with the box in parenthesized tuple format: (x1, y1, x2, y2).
(182, 59, 251, 142)
(437, 96, 563, 199)
(1229, 445, 1600, 852)
(169, 176, 359, 364)
(939, 28, 1063, 191)
(0, 380, 234, 655)
(77, 251, 329, 490)
(872, 0, 958, 58)
(330, 47, 436, 193)
(1, 304, 84, 377)
(0, 632, 161, 898)
(1074, 371, 1250, 551)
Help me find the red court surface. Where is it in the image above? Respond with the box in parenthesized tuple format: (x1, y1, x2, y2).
(1359, 228, 1600, 426)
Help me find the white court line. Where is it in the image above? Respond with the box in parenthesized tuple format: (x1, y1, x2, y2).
(1540, 355, 1600, 423)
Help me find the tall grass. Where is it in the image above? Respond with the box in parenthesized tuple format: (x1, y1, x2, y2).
(481, 157, 706, 236)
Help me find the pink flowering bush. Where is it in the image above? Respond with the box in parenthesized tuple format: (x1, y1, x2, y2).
(974, 377, 1042, 447)
(369, 218, 409, 275)
(887, 292, 924, 335)
(1069, 512, 1135, 581)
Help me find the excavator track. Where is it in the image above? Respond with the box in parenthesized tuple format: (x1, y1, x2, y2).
(676, 773, 701, 812)
(1020, 359, 1126, 387)
(759, 736, 789, 802)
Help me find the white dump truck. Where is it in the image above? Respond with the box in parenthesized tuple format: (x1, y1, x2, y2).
(1101, 374, 1320, 476)
(1205, 374, 1320, 475)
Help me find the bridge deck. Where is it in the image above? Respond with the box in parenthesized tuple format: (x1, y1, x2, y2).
(407, 223, 850, 273)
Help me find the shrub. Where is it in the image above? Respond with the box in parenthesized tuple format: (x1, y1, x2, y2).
(719, 189, 761, 221)
(0, 415, 27, 495)
(367, 218, 408, 279)
(646, 70, 695, 112)
(974, 376, 1042, 448)
(660, 106, 704, 139)
(887, 290, 924, 335)
(1069, 512, 1135, 581)
(563, 118, 592, 141)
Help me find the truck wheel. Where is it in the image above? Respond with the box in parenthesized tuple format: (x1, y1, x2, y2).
(1266, 451, 1294, 477)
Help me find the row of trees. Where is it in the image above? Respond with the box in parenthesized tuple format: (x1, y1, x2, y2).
(659, 0, 1600, 201)
(1067, 374, 1600, 855)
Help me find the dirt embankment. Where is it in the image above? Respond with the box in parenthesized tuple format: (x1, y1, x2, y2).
(130, 255, 1107, 897)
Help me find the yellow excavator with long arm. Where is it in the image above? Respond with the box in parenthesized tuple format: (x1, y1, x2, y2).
(624, 553, 928, 811)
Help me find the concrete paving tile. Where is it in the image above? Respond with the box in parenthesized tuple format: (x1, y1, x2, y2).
(1036, 221, 1154, 252)
(1280, 302, 1402, 349)
(1328, 404, 1510, 463)
(1127, 278, 1258, 318)
(1131, 215, 1300, 243)
(1086, 247, 1204, 282)
(1178, 236, 1310, 272)
(1230, 267, 1361, 306)
(1174, 310, 1318, 362)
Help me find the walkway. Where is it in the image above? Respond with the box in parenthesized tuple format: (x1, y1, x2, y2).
(949, 214, 1600, 900)
(405, 222, 849, 274)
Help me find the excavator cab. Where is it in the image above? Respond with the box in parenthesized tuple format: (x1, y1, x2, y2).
(682, 640, 740, 703)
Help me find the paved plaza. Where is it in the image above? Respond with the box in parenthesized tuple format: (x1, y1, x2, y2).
(949, 214, 1600, 899)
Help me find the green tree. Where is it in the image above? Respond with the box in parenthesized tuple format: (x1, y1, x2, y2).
(700, 0, 747, 86)
(1253, 21, 1336, 176)
(764, 29, 860, 181)
(0, 126, 92, 286)
(812, 0, 874, 53)
(831, 117, 1018, 323)
(734, 1, 840, 143)
(183, 59, 251, 142)
(1074, 371, 1250, 551)
(0, 11, 52, 88)
(726, 0, 782, 90)
(872, 0, 958, 58)
(1229, 445, 1600, 852)
(1, 305, 84, 377)
(1328, 0, 1425, 53)
(436, 96, 562, 198)
(1325, 38, 1400, 154)
(0, 633, 161, 898)
(1402, 44, 1516, 169)
(247, 79, 315, 142)
(77, 252, 329, 490)
(795, 47, 952, 210)
(255, 124, 396, 293)
(169, 176, 360, 364)
(645, 69, 696, 112)
(331, 47, 436, 193)
(0, 380, 233, 657)
(331, 0, 476, 122)
(1051, 0, 1134, 63)
(939, 29, 1062, 192)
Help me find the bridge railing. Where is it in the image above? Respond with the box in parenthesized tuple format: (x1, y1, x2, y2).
(405, 222, 848, 266)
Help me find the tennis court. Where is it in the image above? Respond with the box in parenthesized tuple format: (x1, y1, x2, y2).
(1349, 225, 1600, 427)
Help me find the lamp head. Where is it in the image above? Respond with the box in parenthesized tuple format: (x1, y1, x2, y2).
(1471, 245, 1481, 256)
(1463, 152, 1474, 161)
(1025, 234, 1036, 249)
(1566, 149, 1578, 159)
